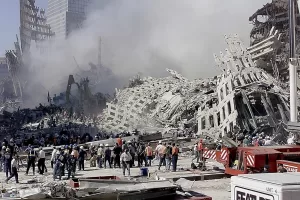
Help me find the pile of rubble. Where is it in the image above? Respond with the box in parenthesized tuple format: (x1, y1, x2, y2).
(100, 27, 293, 143)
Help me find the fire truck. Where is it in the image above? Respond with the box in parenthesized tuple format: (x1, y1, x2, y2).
(203, 144, 300, 175)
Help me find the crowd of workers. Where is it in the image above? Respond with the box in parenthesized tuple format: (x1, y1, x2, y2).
(0, 137, 180, 184)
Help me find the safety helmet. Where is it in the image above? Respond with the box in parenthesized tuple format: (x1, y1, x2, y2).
(100, 144, 103, 147)
(80, 146, 84, 149)
(2, 146, 6, 150)
(105, 144, 109, 147)
(158, 140, 162, 144)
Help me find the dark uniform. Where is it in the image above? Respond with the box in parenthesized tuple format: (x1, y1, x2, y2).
(26, 148, 36, 175)
(53, 151, 65, 180)
(67, 155, 76, 179)
(4, 150, 12, 178)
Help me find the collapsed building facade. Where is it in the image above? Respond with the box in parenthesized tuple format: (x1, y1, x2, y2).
(100, 28, 292, 143)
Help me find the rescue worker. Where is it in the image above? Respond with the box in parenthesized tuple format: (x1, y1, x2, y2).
(192, 144, 199, 163)
(117, 136, 122, 147)
(128, 141, 136, 167)
(97, 144, 104, 168)
(154, 141, 163, 164)
(64, 145, 70, 173)
(145, 143, 153, 166)
(171, 143, 179, 172)
(25, 145, 36, 175)
(122, 140, 128, 151)
(113, 143, 122, 168)
(4, 148, 12, 178)
(67, 152, 76, 179)
(78, 146, 86, 171)
(197, 139, 203, 162)
(264, 136, 272, 146)
(53, 148, 65, 180)
(120, 149, 132, 176)
(50, 147, 57, 168)
(5, 155, 18, 184)
(278, 164, 287, 173)
(158, 143, 167, 170)
(165, 143, 172, 171)
(1, 146, 6, 172)
(89, 145, 97, 167)
(37, 147, 46, 175)
(71, 145, 79, 172)
(263, 165, 269, 173)
(137, 143, 146, 167)
(110, 147, 115, 167)
(104, 144, 112, 168)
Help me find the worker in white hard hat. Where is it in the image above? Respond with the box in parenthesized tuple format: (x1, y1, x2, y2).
(78, 146, 87, 171)
(154, 141, 163, 165)
(264, 136, 272, 146)
(97, 144, 104, 168)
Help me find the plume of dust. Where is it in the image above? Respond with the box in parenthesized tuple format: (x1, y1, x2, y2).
(22, 0, 269, 108)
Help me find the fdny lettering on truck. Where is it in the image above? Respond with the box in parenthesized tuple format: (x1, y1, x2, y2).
(235, 187, 274, 200)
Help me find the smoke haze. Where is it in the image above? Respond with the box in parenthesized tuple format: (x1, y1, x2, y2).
(24, 0, 269, 107)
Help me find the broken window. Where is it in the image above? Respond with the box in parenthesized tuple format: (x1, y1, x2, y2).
(217, 112, 221, 126)
(228, 101, 232, 115)
(248, 74, 254, 82)
(109, 112, 115, 116)
(242, 74, 249, 84)
(222, 106, 226, 120)
(111, 106, 116, 110)
(229, 122, 233, 132)
(209, 115, 214, 127)
(220, 88, 224, 100)
(201, 117, 206, 130)
(235, 78, 242, 86)
(226, 83, 230, 94)
(224, 127, 227, 134)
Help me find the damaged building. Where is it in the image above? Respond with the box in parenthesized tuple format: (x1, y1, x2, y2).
(100, 27, 293, 143)
(199, 33, 290, 140)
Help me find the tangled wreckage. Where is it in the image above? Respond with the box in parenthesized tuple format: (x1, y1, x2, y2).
(100, 0, 300, 143)
(100, 30, 291, 143)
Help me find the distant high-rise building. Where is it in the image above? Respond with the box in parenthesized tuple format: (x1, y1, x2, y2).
(47, 0, 94, 40)
(0, 57, 9, 80)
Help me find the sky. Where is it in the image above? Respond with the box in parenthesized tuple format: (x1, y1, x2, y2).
(0, 0, 47, 56)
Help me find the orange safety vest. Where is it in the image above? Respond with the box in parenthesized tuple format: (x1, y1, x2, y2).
(172, 146, 179, 155)
(145, 146, 153, 156)
(117, 138, 122, 146)
(197, 142, 203, 151)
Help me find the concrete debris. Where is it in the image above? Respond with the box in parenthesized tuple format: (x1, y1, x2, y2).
(175, 178, 195, 189)
(100, 32, 292, 144)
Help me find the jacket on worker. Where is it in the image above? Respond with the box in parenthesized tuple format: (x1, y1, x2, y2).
(120, 152, 132, 162)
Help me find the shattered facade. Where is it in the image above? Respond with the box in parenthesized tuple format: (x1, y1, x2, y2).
(20, 0, 54, 53)
(100, 72, 216, 132)
(199, 34, 290, 140)
(100, 28, 292, 143)
(249, 0, 296, 82)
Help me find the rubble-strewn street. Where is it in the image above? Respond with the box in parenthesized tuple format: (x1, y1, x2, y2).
(0, 157, 229, 199)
